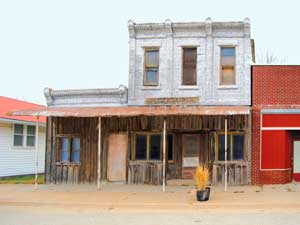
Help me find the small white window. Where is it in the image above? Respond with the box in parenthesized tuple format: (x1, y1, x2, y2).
(13, 124, 36, 147)
(26, 126, 36, 147)
(13, 124, 24, 146)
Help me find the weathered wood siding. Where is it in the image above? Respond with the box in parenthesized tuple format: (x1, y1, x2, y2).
(45, 115, 251, 185)
(46, 117, 98, 184)
(212, 162, 248, 185)
(128, 161, 163, 185)
(102, 115, 250, 185)
(55, 162, 80, 184)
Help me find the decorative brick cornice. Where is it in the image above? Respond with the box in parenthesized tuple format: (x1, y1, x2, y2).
(127, 18, 251, 38)
(44, 85, 128, 107)
(128, 19, 136, 38)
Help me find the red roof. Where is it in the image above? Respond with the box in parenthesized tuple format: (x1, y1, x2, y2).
(0, 96, 46, 123)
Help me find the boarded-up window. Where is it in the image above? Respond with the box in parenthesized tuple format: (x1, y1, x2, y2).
(144, 48, 159, 86)
(182, 48, 197, 85)
(184, 135, 199, 157)
(217, 133, 244, 161)
(220, 47, 236, 85)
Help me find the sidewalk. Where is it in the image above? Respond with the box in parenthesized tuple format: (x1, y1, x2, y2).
(1, 183, 300, 211)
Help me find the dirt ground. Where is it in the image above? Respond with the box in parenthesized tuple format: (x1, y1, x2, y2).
(0, 183, 300, 225)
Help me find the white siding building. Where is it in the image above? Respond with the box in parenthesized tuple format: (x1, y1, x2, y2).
(0, 96, 46, 177)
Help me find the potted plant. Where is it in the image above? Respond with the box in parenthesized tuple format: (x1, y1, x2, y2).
(194, 164, 210, 201)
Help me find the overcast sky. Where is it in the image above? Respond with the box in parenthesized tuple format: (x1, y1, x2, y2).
(0, 0, 299, 104)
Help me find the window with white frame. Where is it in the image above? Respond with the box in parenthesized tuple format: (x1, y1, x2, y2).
(13, 124, 36, 147)
(144, 48, 159, 86)
(220, 47, 236, 85)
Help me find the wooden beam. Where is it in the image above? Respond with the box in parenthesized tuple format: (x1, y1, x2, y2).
(97, 117, 102, 190)
(35, 116, 39, 189)
(224, 118, 228, 192)
(45, 117, 52, 184)
(162, 119, 166, 192)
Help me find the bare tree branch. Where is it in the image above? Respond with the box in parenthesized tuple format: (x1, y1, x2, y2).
(257, 50, 287, 64)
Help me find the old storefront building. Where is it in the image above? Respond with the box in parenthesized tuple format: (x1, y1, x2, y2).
(10, 18, 254, 186)
(252, 65, 300, 184)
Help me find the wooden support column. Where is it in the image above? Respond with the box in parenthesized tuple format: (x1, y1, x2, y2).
(34, 116, 39, 190)
(224, 118, 228, 192)
(97, 117, 102, 190)
(162, 119, 166, 192)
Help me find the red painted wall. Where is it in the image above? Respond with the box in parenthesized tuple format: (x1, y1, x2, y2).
(252, 66, 300, 184)
(263, 114, 300, 127)
(261, 130, 290, 169)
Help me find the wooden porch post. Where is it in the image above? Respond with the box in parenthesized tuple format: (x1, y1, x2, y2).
(34, 116, 39, 190)
(97, 117, 102, 190)
(224, 118, 228, 192)
(162, 119, 166, 192)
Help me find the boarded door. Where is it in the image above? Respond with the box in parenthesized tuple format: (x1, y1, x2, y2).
(293, 140, 300, 181)
(108, 133, 127, 182)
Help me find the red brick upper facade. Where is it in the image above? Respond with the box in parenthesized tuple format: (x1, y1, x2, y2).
(252, 65, 300, 107)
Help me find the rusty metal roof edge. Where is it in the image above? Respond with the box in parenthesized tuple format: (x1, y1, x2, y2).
(7, 106, 251, 118)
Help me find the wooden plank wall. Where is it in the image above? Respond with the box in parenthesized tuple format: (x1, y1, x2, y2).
(101, 115, 249, 185)
(46, 117, 98, 184)
(128, 161, 163, 185)
(102, 115, 248, 132)
(45, 115, 250, 185)
(212, 162, 248, 185)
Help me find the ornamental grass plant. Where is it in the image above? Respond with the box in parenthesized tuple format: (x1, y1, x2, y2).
(195, 164, 210, 190)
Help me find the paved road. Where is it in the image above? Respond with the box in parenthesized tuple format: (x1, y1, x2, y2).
(1, 205, 300, 225)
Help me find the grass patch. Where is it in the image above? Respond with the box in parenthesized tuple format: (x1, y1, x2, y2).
(0, 174, 44, 184)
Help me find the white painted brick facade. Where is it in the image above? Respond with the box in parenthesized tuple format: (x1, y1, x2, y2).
(127, 18, 252, 106)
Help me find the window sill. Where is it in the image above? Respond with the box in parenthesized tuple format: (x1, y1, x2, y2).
(56, 162, 81, 166)
(130, 160, 162, 163)
(11, 146, 36, 150)
(217, 85, 238, 90)
(178, 85, 199, 90)
(141, 86, 161, 90)
(214, 160, 246, 164)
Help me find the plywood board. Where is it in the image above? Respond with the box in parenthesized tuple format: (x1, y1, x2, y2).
(108, 133, 127, 182)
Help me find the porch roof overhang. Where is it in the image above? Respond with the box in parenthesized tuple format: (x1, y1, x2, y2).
(7, 105, 250, 118)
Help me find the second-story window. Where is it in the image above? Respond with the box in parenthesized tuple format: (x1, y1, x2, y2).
(144, 48, 159, 86)
(220, 47, 236, 85)
(182, 47, 197, 85)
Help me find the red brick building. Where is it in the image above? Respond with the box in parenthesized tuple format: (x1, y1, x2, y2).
(252, 65, 300, 184)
